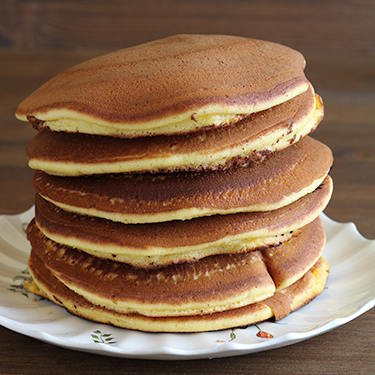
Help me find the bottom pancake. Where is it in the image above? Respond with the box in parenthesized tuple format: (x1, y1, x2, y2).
(25, 252, 329, 333)
(26, 218, 325, 317)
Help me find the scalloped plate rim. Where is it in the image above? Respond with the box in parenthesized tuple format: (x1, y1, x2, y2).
(0, 209, 374, 360)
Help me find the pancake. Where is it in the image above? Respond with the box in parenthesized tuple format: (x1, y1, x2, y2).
(15, 35, 309, 137)
(25, 87, 323, 176)
(33, 136, 333, 224)
(34, 176, 332, 267)
(25, 247, 329, 332)
(26, 218, 325, 317)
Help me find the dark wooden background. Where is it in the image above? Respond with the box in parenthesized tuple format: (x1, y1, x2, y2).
(0, 1, 374, 374)
(1, 0, 374, 54)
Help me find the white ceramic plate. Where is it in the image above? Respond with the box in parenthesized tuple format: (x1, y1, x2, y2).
(0, 209, 374, 360)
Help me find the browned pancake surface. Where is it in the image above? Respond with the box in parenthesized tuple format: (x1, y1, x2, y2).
(33, 136, 333, 223)
(34, 176, 332, 267)
(27, 220, 274, 312)
(25, 245, 329, 332)
(26, 218, 325, 316)
(16, 35, 308, 136)
(26, 87, 320, 175)
(261, 218, 325, 289)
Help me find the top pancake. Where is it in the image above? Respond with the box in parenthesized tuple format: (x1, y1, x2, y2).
(15, 34, 309, 137)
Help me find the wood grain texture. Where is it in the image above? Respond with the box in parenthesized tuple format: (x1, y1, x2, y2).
(0, 1, 374, 373)
(1, 0, 374, 55)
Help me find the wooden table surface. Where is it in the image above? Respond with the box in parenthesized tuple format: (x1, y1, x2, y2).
(1, 38, 374, 375)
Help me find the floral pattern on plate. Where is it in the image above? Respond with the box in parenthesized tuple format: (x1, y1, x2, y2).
(0, 208, 374, 360)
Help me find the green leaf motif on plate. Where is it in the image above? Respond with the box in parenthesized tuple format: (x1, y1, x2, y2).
(8, 268, 31, 297)
(91, 330, 117, 345)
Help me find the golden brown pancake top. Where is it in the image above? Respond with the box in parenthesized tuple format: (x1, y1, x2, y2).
(33, 136, 333, 223)
(16, 35, 309, 137)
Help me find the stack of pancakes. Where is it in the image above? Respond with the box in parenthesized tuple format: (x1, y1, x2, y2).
(16, 35, 333, 333)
